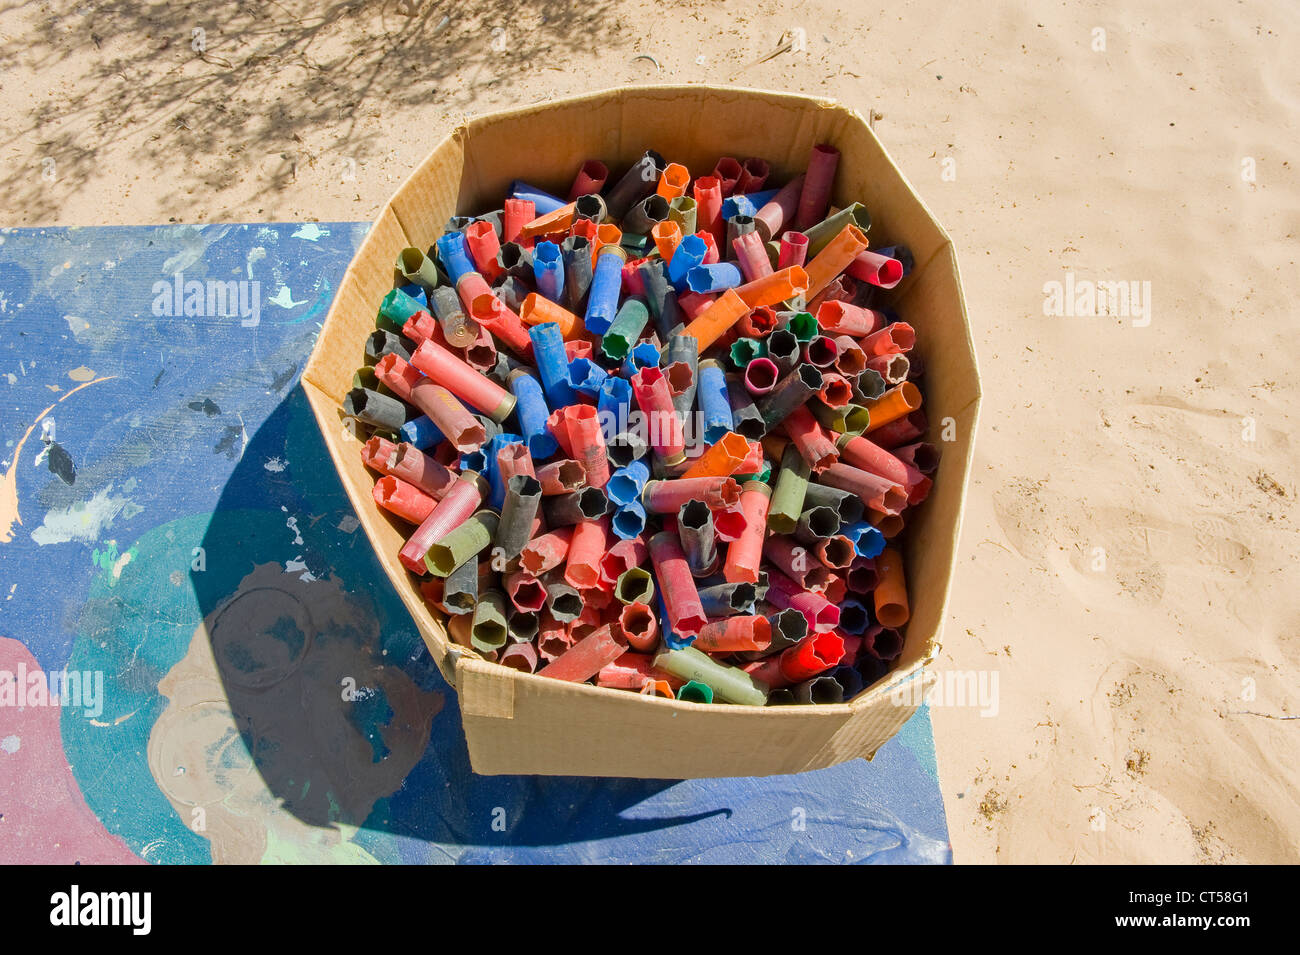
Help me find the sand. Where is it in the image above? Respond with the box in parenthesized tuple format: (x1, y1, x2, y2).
(1, 0, 1296, 863)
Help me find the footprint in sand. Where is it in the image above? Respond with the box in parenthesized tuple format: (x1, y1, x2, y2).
(1192, 516, 1254, 572)
(989, 478, 1051, 563)
(991, 468, 1254, 610)
(1097, 661, 1297, 864)
(989, 478, 1171, 607)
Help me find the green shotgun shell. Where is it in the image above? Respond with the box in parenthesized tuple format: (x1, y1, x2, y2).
(667, 196, 697, 236)
(619, 232, 656, 258)
(352, 365, 381, 392)
(768, 443, 811, 534)
(729, 337, 767, 369)
(653, 646, 769, 706)
(802, 202, 872, 257)
(470, 591, 509, 654)
(600, 298, 651, 361)
(676, 680, 714, 704)
(424, 510, 500, 577)
(378, 287, 425, 330)
(395, 246, 444, 293)
(776, 310, 818, 343)
(615, 566, 656, 605)
(810, 400, 872, 436)
(735, 462, 772, 484)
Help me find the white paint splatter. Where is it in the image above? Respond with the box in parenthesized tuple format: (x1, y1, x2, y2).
(0, 735, 19, 755)
(64, 315, 92, 341)
(227, 413, 249, 463)
(30, 485, 143, 545)
(112, 549, 133, 580)
(161, 224, 233, 275)
(285, 557, 318, 582)
(282, 508, 303, 545)
(292, 224, 330, 242)
(267, 286, 306, 309)
(264, 456, 287, 473)
(32, 418, 56, 467)
(246, 246, 267, 281)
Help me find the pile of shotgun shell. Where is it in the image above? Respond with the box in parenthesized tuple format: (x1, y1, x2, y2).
(346, 142, 938, 706)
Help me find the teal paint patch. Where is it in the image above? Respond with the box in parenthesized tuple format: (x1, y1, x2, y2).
(895, 703, 941, 782)
(61, 504, 372, 863)
(61, 513, 216, 865)
(283, 276, 335, 325)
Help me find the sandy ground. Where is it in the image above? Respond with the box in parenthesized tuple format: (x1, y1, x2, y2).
(2, 0, 1297, 863)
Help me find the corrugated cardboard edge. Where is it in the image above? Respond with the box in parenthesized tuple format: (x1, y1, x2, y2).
(302, 85, 981, 777)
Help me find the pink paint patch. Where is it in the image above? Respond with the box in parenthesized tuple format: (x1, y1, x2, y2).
(0, 637, 143, 864)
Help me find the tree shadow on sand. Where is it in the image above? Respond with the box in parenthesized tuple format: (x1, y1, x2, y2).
(0, 0, 625, 223)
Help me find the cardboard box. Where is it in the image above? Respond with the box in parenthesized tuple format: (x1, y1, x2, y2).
(302, 85, 980, 778)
